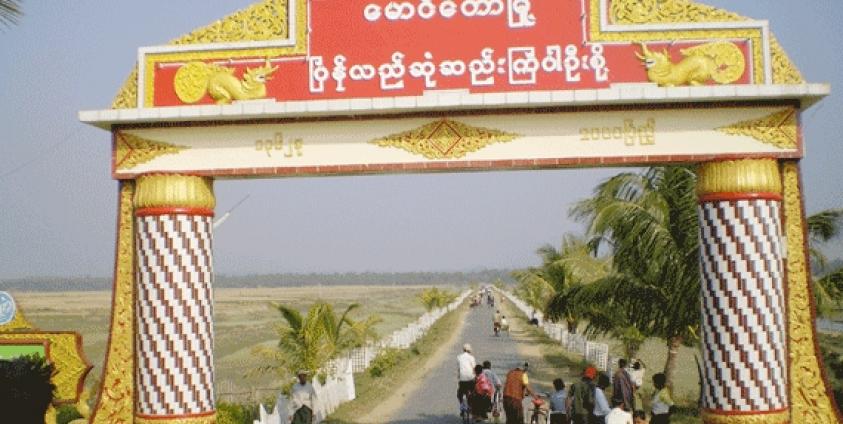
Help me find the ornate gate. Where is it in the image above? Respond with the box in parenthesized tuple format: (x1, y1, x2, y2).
(79, 1, 838, 422)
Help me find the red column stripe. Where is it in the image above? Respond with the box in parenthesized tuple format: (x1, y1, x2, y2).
(698, 192, 783, 203)
(136, 207, 215, 217)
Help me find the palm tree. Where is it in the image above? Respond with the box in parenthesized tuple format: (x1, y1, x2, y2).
(562, 166, 701, 388)
(418, 287, 457, 312)
(808, 209, 843, 316)
(523, 235, 611, 333)
(0, 0, 22, 27)
(254, 301, 377, 380)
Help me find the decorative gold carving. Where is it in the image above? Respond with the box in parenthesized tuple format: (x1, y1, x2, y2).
(700, 409, 789, 424)
(113, 0, 307, 108)
(610, 0, 745, 24)
(135, 413, 217, 424)
(636, 41, 745, 86)
(112, 67, 139, 110)
(174, 59, 278, 104)
(696, 159, 781, 195)
(370, 119, 520, 160)
(0, 295, 34, 332)
(115, 132, 187, 171)
(596, 0, 806, 85)
(0, 332, 92, 403)
(770, 35, 805, 84)
(717, 109, 798, 150)
(90, 181, 136, 424)
(171, 0, 289, 45)
(783, 162, 842, 423)
(135, 174, 216, 210)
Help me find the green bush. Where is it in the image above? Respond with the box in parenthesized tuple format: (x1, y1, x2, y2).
(217, 401, 260, 424)
(368, 348, 404, 378)
(56, 405, 82, 424)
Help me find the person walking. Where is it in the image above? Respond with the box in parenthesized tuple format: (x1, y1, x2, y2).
(592, 373, 611, 424)
(548, 378, 568, 424)
(650, 373, 673, 424)
(290, 370, 318, 424)
(502, 362, 534, 424)
(567, 366, 596, 424)
(628, 359, 646, 415)
(606, 398, 634, 424)
(458, 343, 478, 416)
(612, 359, 635, 411)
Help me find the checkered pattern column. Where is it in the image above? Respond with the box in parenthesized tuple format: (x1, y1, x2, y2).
(134, 174, 216, 423)
(696, 160, 789, 424)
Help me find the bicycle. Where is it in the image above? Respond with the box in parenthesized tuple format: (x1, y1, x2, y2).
(528, 393, 550, 424)
(459, 393, 470, 424)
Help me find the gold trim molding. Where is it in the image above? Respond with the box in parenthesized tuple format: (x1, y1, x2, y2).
(0, 332, 92, 403)
(134, 413, 217, 424)
(782, 162, 842, 423)
(696, 159, 782, 195)
(717, 109, 798, 150)
(135, 174, 216, 210)
(90, 181, 136, 424)
(115, 132, 187, 171)
(370, 119, 520, 160)
(700, 410, 789, 424)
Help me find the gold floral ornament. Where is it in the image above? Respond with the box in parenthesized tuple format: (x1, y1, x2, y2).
(114, 132, 187, 171)
(610, 0, 744, 24)
(717, 108, 798, 149)
(169, 0, 289, 45)
(370, 119, 520, 159)
(635, 42, 745, 86)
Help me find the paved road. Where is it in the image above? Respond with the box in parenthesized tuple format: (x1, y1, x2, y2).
(387, 304, 535, 423)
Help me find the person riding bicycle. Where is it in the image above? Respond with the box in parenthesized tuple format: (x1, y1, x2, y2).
(457, 344, 477, 419)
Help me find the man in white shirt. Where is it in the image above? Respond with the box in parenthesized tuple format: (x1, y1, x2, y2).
(290, 370, 318, 424)
(606, 398, 634, 424)
(457, 343, 477, 412)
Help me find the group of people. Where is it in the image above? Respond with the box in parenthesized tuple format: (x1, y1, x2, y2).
(457, 343, 538, 423)
(546, 360, 673, 424)
(493, 309, 509, 336)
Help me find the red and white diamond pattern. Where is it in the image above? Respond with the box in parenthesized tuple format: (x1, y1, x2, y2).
(135, 214, 215, 416)
(698, 199, 788, 412)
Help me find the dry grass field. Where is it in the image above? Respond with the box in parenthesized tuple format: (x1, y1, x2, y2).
(13, 285, 447, 402)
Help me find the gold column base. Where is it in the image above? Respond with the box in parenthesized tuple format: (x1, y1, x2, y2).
(701, 409, 789, 424)
(134, 412, 217, 424)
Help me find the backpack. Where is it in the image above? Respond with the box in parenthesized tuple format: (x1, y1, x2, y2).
(476, 374, 493, 397)
(571, 381, 595, 415)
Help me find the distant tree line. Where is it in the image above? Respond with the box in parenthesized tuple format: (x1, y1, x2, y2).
(0, 270, 516, 292)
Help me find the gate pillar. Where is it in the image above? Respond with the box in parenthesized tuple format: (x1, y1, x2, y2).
(696, 159, 790, 424)
(133, 174, 216, 424)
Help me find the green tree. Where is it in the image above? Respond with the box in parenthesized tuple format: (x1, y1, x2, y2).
(559, 166, 701, 389)
(518, 235, 610, 333)
(808, 209, 843, 316)
(418, 287, 457, 312)
(254, 302, 378, 381)
(0, 0, 21, 27)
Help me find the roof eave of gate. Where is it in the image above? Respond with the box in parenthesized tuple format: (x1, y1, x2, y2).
(78, 83, 830, 131)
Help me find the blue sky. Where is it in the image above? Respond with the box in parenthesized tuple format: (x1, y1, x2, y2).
(0, 1, 841, 279)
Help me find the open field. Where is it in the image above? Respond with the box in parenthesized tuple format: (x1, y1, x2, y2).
(13, 285, 452, 402)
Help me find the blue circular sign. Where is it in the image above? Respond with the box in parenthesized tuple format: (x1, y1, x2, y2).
(0, 291, 16, 325)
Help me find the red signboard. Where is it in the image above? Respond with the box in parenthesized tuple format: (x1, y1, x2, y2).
(149, 1, 753, 107)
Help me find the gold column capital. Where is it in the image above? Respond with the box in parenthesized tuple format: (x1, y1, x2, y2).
(134, 174, 215, 213)
(697, 159, 782, 199)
